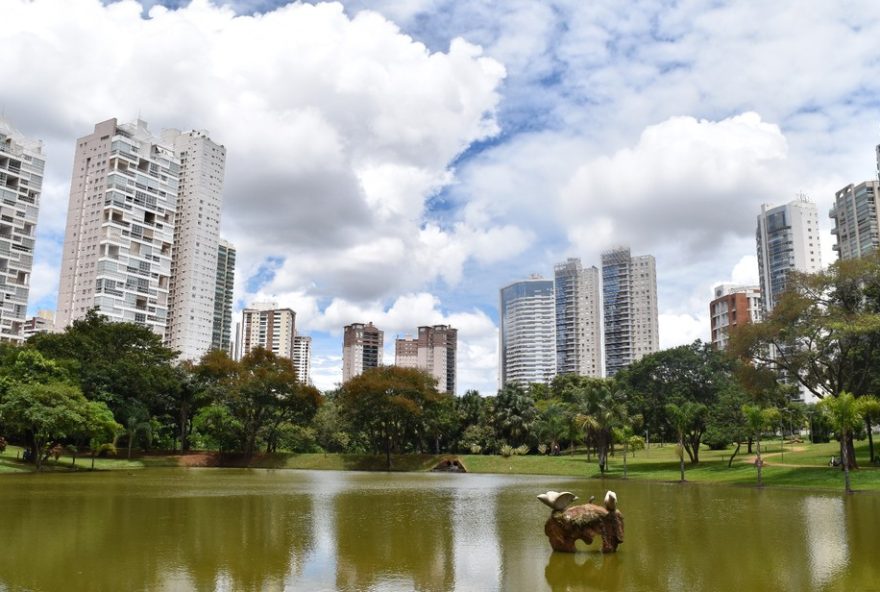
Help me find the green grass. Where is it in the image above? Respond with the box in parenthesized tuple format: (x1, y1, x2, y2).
(3, 438, 879, 493)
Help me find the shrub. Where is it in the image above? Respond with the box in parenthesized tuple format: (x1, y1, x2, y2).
(703, 427, 732, 450)
(499, 444, 513, 457)
(0, 436, 6, 454)
(468, 444, 482, 455)
(537, 443, 548, 455)
(96, 443, 117, 458)
(514, 444, 530, 456)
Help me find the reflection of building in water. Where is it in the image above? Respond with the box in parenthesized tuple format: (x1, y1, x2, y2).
(332, 489, 455, 591)
(452, 485, 501, 589)
(802, 496, 848, 590)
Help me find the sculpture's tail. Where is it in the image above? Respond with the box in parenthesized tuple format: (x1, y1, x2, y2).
(537, 491, 578, 511)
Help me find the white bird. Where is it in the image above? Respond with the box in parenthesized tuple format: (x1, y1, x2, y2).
(537, 490, 578, 511)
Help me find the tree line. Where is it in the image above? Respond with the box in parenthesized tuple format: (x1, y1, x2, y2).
(1, 255, 880, 485)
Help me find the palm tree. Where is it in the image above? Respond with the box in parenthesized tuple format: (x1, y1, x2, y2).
(742, 405, 779, 488)
(576, 384, 628, 474)
(665, 402, 706, 482)
(819, 392, 879, 493)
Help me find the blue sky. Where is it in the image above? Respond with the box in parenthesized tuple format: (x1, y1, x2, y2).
(4, 0, 880, 393)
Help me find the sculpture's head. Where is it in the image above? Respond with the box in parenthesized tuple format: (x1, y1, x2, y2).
(603, 490, 617, 511)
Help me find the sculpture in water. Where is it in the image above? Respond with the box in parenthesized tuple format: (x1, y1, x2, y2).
(537, 490, 624, 553)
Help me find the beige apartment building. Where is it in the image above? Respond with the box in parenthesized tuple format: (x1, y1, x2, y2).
(394, 325, 457, 393)
(163, 129, 226, 361)
(55, 119, 177, 336)
(342, 322, 383, 382)
(0, 120, 43, 342)
(240, 303, 296, 359)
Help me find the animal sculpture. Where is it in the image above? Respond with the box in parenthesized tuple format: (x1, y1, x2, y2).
(537, 490, 624, 553)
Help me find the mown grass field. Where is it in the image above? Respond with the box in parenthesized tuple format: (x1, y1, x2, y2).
(3, 439, 879, 492)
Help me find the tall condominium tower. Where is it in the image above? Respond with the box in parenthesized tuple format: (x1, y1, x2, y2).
(602, 247, 659, 377)
(342, 322, 383, 382)
(395, 325, 457, 393)
(499, 275, 556, 387)
(756, 197, 822, 314)
(56, 119, 177, 335)
(240, 303, 295, 359)
(0, 120, 43, 342)
(829, 181, 880, 261)
(554, 258, 603, 378)
(709, 284, 762, 349)
(293, 335, 312, 385)
(211, 239, 236, 354)
(162, 129, 226, 361)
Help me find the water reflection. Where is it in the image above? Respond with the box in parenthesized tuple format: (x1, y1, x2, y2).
(0, 470, 877, 591)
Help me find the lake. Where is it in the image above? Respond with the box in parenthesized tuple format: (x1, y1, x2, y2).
(0, 469, 877, 591)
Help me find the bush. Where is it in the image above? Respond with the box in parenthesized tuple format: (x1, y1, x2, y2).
(468, 444, 482, 455)
(96, 443, 117, 458)
(703, 428, 732, 450)
(514, 444, 530, 456)
(537, 443, 548, 455)
(499, 444, 513, 457)
(0, 436, 6, 454)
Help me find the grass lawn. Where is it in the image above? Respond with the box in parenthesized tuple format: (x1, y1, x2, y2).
(3, 438, 878, 493)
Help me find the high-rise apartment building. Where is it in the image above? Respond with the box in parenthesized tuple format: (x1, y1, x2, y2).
(829, 181, 880, 261)
(602, 247, 658, 377)
(499, 276, 556, 387)
(342, 322, 383, 382)
(756, 197, 822, 314)
(394, 325, 457, 393)
(240, 303, 295, 359)
(56, 119, 177, 335)
(709, 284, 762, 349)
(554, 258, 603, 378)
(293, 335, 312, 385)
(0, 120, 43, 342)
(211, 239, 236, 355)
(395, 335, 419, 368)
(162, 129, 226, 361)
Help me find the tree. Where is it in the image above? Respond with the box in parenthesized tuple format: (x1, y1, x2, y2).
(30, 310, 179, 421)
(665, 402, 707, 482)
(338, 366, 440, 469)
(193, 404, 243, 455)
(818, 392, 879, 493)
(493, 383, 537, 447)
(741, 405, 779, 488)
(574, 378, 627, 473)
(617, 341, 733, 459)
(730, 256, 880, 467)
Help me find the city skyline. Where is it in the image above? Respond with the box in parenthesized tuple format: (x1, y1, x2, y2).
(4, 1, 880, 393)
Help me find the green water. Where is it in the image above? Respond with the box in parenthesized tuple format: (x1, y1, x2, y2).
(0, 469, 877, 591)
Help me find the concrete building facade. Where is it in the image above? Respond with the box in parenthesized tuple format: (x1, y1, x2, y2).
(829, 181, 880, 261)
(56, 119, 177, 336)
(240, 303, 295, 360)
(709, 284, 762, 349)
(554, 258, 603, 378)
(342, 322, 383, 382)
(293, 335, 312, 385)
(756, 197, 822, 314)
(211, 239, 236, 355)
(499, 276, 556, 387)
(602, 247, 658, 377)
(0, 120, 43, 342)
(163, 129, 226, 361)
(395, 325, 458, 393)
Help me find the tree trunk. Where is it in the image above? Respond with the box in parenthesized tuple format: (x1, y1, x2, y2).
(91, 453, 96, 470)
(842, 434, 858, 470)
(747, 437, 753, 454)
(385, 434, 392, 471)
(33, 434, 42, 471)
(179, 404, 190, 453)
(728, 442, 741, 468)
(623, 441, 628, 479)
(755, 437, 763, 488)
(865, 417, 875, 464)
(678, 436, 685, 482)
(127, 432, 133, 460)
(842, 431, 852, 494)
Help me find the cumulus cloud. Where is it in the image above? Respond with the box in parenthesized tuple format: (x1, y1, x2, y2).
(561, 112, 790, 255)
(2, 0, 511, 308)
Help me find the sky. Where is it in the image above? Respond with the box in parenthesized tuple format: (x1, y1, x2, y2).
(3, 0, 880, 394)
